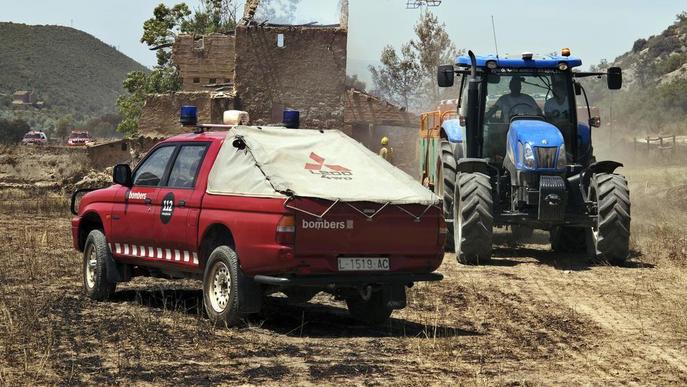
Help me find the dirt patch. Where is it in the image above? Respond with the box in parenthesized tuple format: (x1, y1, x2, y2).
(0, 166, 686, 384)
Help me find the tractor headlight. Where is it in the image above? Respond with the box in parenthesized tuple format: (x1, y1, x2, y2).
(523, 143, 536, 169)
(556, 144, 568, 169)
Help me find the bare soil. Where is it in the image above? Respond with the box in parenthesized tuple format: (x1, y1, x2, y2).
(0, 166, 686, 385)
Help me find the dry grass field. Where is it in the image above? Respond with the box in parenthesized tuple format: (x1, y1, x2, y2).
(0, 165, 686, 385)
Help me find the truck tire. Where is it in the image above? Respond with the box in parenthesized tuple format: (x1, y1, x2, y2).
(346, 288, 394, 325)
(550, 227, 586, 252)
(438, 139, 458, 252)
(589, 173, 631, 265)
(203, 246, 245, 327)
(83, 230, 117, 301)
(455, 172, 493, 264)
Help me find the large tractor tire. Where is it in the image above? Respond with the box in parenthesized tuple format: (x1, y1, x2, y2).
(588, 173, 631, 265)
(454, 172, 493, 265)
(437, 139, 460, 252)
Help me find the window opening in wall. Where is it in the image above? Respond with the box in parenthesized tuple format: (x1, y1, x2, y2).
(277, 33, 285, 48)
(209, 78, 216, 84)
(193, 78, 200, 83)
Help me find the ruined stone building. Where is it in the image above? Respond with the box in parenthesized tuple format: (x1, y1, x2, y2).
(138, 2, 418, 175)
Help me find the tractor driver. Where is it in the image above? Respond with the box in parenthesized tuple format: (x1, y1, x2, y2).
(486, 76, 542, 122)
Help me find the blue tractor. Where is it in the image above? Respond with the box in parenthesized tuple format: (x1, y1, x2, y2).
(436, 50, 630, 265)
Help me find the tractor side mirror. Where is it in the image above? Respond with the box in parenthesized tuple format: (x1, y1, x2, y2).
(607, 67, 622, 90)
(113, 164, 132, 187)
(574, 82, 582, 95)
(437, 65, 455, 87)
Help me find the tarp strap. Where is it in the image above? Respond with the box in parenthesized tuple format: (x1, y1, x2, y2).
(345, 202, 391, 221)
(284, 197, 341, 219)
(395, 203, 438, 223)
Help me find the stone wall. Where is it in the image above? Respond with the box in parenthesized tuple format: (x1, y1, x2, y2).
(233, 25, 347, 129)
(173, 34, 235, 91)
(138, 91, 235, 137)
(344, 89, 417, 128)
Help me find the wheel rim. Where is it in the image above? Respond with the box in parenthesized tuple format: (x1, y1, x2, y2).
(85, 245, 97, 289)
(208, 261, 232, 313)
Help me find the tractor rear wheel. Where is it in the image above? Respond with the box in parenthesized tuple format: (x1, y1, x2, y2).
(589, 173, 631, 265)
(455, 172, 493, 264)
(437, 139, 460, 252)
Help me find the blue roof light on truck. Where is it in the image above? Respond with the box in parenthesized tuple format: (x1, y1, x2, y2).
(180, 105, 198, 127)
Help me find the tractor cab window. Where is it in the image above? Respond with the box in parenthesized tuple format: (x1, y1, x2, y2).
(482, 72, 574, 163)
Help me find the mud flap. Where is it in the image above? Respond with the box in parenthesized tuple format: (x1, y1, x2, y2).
(238, 271, 263, 314)
(104, 250, 131, 283)
(383, 285, 407, 310)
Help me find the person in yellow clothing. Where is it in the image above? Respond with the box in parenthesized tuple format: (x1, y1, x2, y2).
(379, 136, 393, 162)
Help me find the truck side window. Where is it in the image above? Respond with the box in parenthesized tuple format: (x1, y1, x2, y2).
(133, 146, 175, 187)
(167, 145, 208, 188)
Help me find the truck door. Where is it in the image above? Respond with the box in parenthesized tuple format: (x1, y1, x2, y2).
(153, 143, 209, 268)
(110, 144, 177, 262)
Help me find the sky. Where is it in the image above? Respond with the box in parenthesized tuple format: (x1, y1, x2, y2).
(1, 0, 685, 83)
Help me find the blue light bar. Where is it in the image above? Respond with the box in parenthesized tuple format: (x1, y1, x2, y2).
(180, 105, 198, 126)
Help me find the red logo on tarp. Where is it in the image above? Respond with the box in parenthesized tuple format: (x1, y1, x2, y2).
(305, 153, 352, 180)
(304, 153, 351, 172)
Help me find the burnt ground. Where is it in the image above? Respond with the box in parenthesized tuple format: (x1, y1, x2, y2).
(0, 166, 686, 385)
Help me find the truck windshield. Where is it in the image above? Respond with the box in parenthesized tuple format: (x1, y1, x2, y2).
(479, 72, 575, 162)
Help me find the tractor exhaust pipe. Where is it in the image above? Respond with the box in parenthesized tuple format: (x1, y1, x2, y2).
(466, 50, 481, 158)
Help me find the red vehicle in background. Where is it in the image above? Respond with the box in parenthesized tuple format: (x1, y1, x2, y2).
(21, 130, 48, 145)
(70, 110, 446, 327)
(67, 130, 94, 146)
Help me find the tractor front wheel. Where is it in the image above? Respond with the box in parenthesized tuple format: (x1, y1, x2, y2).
(455, 172, 493, 265)
(588, 173, 631, 265)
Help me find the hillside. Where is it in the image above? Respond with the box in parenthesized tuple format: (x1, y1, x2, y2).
(0, 22, 147, 119)
(587, 12, 687, 134)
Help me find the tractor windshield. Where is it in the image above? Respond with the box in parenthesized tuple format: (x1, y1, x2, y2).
(468, 71, 575, 163)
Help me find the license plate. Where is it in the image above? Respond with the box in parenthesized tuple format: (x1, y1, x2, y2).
(337, 257, 389, 271)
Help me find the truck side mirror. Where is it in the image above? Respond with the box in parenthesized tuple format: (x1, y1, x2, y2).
(607, 67, 622, 90)
(113, 164, 132, 187)
(437, 65, 455, 87)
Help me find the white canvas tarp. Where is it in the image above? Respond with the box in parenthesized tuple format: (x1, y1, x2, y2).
(207, 126, 440, 205)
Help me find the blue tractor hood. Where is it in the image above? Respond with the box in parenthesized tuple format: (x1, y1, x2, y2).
(506, 119, 565, 171)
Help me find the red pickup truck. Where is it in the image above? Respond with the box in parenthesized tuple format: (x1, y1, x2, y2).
(71, 126, 446, 326)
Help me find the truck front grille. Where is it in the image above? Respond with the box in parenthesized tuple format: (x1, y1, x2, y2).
(535, 147, 557, 169)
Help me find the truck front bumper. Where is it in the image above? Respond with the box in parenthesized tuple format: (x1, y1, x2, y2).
(253, 272, 443, 288)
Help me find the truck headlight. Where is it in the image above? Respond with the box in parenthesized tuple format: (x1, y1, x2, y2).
(556, 144, 567, 169)
(523, 143, 536, 169)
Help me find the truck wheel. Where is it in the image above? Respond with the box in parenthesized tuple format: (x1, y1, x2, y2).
(550, 227, 586, 252)
(83, 230, 117, 301)
(203, 246, 244, 327)
(511, 225, 534, 241)
(438, 139, 458, 252)
(455, 172, 493, 265)
(589, 173, 631, 265)
(346, 288, 394, 325)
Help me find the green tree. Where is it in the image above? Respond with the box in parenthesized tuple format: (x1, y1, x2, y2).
(118, 1, 240, 137)
(410, 11, 458, 104)
(369, 44, 423, 109)
(0, 118, 30, 144)
(55, 114, 74, 140)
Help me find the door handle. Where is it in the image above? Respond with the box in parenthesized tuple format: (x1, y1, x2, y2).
(178, 200, 187, 208)
(144, 198, 152, 205)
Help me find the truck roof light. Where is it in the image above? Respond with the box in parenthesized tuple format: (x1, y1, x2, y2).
(223, 110, 250, 125)
(180, 105, 198, 127)
(522, 52, 534, 60)
(561, 47, 571, 57)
